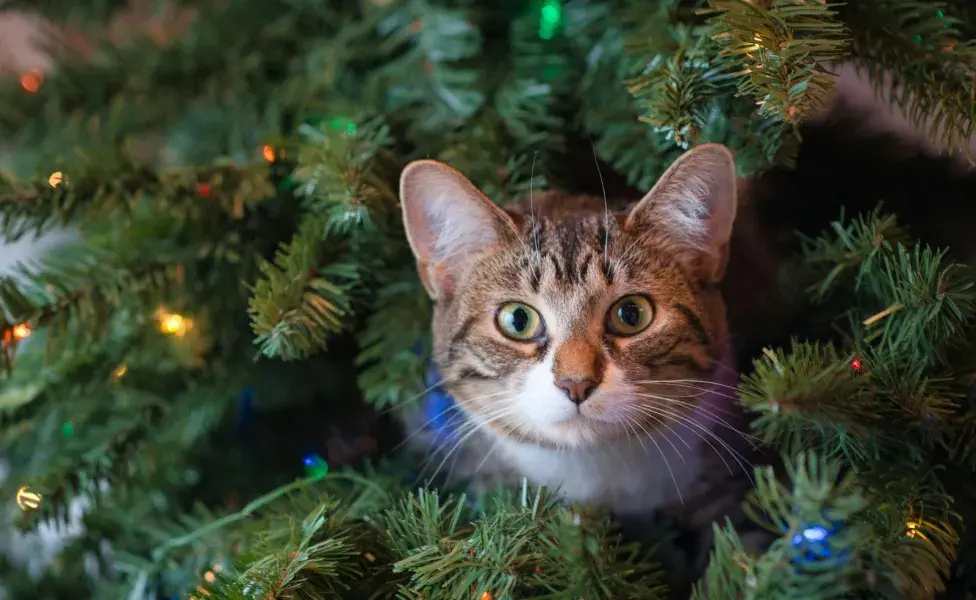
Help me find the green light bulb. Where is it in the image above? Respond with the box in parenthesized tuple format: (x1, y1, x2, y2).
(538, 0, 562, 41)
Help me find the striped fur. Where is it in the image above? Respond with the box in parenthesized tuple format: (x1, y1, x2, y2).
(399, 146, 764, 575)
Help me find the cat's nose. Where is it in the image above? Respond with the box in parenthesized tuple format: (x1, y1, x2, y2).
(555, 378, 597, 404)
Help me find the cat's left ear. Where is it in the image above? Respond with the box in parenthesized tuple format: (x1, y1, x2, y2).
(624, 143, 737, 282)
(400, 160, 518, 300)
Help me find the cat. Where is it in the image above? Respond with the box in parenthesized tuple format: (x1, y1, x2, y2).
(398, 144, 763, 575)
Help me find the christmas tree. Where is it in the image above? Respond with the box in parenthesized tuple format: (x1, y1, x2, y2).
(1, 1, 975, 598)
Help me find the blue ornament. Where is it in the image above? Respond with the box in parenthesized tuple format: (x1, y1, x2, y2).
(422, 364, 461, 443)
(412, 342, 462, 445)
(236, 386, 256, 437)
(791, 522, 843, 563)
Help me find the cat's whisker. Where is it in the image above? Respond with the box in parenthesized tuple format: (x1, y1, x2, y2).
(375, 366, 514, 419)
(472, 426, 510, 477)
(415, 399, 510, 458)
(617, 409, 684, 505)
(631, 391, 760, 448)
(391, 390, 507, 453)
(663, 399, 762, 448)
(374, 377, 455, 418)
(628, 383, 746, 419)
(635, 401, 757, 474)
(661, 377, 756, 398)
(390, 401, 466, 453)
(630, 378, 747, 398)
(618, 414, 654, 460)
(629, 405, 736, 476)
(632, 404, 756, 487)
(590, 140, 610, 262)
(416, 404, 518, 484)
(529, 152, 541, 258)
(422, 418, 501, 484)
(629, 380, 756, 414)
(622, 405, 690, 459)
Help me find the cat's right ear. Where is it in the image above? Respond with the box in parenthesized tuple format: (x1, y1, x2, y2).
(400, 160, 517, 299)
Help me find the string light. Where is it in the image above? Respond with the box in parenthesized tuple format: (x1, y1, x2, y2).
(157, 309, 191, 337)
(480, 592, 493, 600)
(204, 571, 216, 583)
(112, 364, 128, 379)
(261, 145, 276, 163)
(12, 324, 31, 340)
(16, 485, 42, 510)
(538, 0, 562, 40)
(302, 454, 329, 480)
(19, 68, 43, 93)
(905, 520, 929, 541)
(48, 172, 64, 188)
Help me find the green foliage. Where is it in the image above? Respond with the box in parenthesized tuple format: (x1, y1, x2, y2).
(2, 0, 976, 599)
(844, 0, 976, 160)
(703, 0, 851, 124)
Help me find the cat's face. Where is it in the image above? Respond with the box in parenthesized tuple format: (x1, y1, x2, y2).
(400, 145, 737, 449)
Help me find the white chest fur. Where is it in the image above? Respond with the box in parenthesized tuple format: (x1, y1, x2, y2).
(494, 348, 740, 516)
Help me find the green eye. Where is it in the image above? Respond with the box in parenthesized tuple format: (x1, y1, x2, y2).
(496, 302, 544, 341)
(607, 295, 654, 336)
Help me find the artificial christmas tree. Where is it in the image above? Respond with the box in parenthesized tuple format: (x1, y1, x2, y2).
(1, 1, 975, 598)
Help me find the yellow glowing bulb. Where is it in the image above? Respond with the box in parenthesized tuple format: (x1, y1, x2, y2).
(261, 145, 276, 163)
(12, 323, 31, 340)
(16, 485, 42, 510)
(48, 171, 64, 187)
(157, 310, 191, 337)
(112, 364, 127, 379)
(204, 571, 215, 583)
(906, 520, 921, 538)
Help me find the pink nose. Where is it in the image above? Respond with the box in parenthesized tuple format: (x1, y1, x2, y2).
(555, 378, 597, 404)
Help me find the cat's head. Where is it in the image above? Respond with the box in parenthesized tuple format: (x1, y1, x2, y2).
(400, 145, 737, 448)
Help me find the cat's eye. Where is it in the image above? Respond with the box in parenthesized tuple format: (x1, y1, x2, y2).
(606, 295, 654, 336)
(495, 302, 544, 341)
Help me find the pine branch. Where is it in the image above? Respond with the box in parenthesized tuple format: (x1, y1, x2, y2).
(844, 0, 976, 161)
(573, 3, 679, 190)
(0, 162, 273, 243)
(630, 19, 729, 149)
(538, 508, 667, 599)
(0, 1, 366, 134)
(248, 117, 398, 362)
(292, 116, 398, 236)
(0, 240, 180, 374)
(494, 6, 573, 153)
(373, 0, 485, 140)
(355, 274, 430, 411)
(859, 243, 975, 364)
(379, 482, 664, 598)
(739, 341, 881, 463)
(248, 213, 361, 361)
(690, 520, 751, 600)
(798, 206, 909, 301)
(702, 0, 851, 124)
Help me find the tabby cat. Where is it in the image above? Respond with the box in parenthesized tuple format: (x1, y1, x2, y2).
(398, 144, 762, 573)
